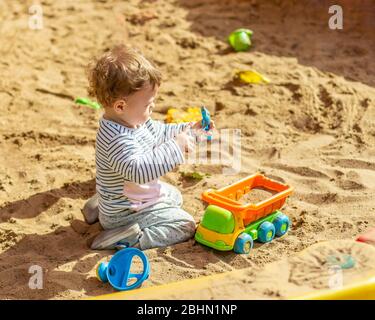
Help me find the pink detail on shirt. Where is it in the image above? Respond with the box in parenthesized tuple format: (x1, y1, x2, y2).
(123, 179, 166, 211)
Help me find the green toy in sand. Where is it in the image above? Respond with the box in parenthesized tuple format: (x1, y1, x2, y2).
(228, 28, 253, 52)
(75, 97, 102, 110)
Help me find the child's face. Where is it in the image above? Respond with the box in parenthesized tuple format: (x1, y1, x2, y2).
(110, 83, 158, 127)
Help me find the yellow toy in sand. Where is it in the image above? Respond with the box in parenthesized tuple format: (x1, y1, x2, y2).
(235, 69, 270, 84)
(166, 107, 202, 123)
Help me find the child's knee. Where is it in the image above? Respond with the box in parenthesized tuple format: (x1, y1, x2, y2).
(163, 219, 195, 246)
(177, 212, 196, 237)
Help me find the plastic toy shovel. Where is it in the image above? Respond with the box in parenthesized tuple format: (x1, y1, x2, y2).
(96, 248, 150, 291)
(75, 97, 102, 110)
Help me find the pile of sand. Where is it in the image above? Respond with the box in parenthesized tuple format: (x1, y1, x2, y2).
(0, 0, 374, 299)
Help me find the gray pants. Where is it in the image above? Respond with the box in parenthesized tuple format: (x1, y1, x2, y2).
(99, 182, 196, 250)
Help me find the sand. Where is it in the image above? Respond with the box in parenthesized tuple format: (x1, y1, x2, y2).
(92, 240, 375, 299)
(0, 0, 374, 299)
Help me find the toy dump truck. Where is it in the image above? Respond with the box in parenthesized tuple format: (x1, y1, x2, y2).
(195, 173, 293, 254)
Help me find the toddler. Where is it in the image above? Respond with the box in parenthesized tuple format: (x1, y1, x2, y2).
(84, 45, 214, 251)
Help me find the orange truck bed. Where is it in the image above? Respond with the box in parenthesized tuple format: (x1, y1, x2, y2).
(202, 173, 293, 226)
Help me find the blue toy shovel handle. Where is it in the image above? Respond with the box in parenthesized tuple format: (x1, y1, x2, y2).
(97, 248, 150, 291)
(97, 261, 109, 282)
(200, 106, 212, 141)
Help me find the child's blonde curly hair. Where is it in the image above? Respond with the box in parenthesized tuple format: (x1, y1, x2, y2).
(87, 45, 162, 108)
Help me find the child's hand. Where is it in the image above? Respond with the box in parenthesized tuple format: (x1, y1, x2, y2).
(175, 128, 195, 153)
(191, 120, 216, 132)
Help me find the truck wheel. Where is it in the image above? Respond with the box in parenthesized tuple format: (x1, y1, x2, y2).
(234, 233, 254, 254)
(258, 221, 275, 243)
(273, 214, 290, 237)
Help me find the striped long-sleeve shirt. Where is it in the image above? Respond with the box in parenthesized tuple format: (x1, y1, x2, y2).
(96, 117, 189, 216)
